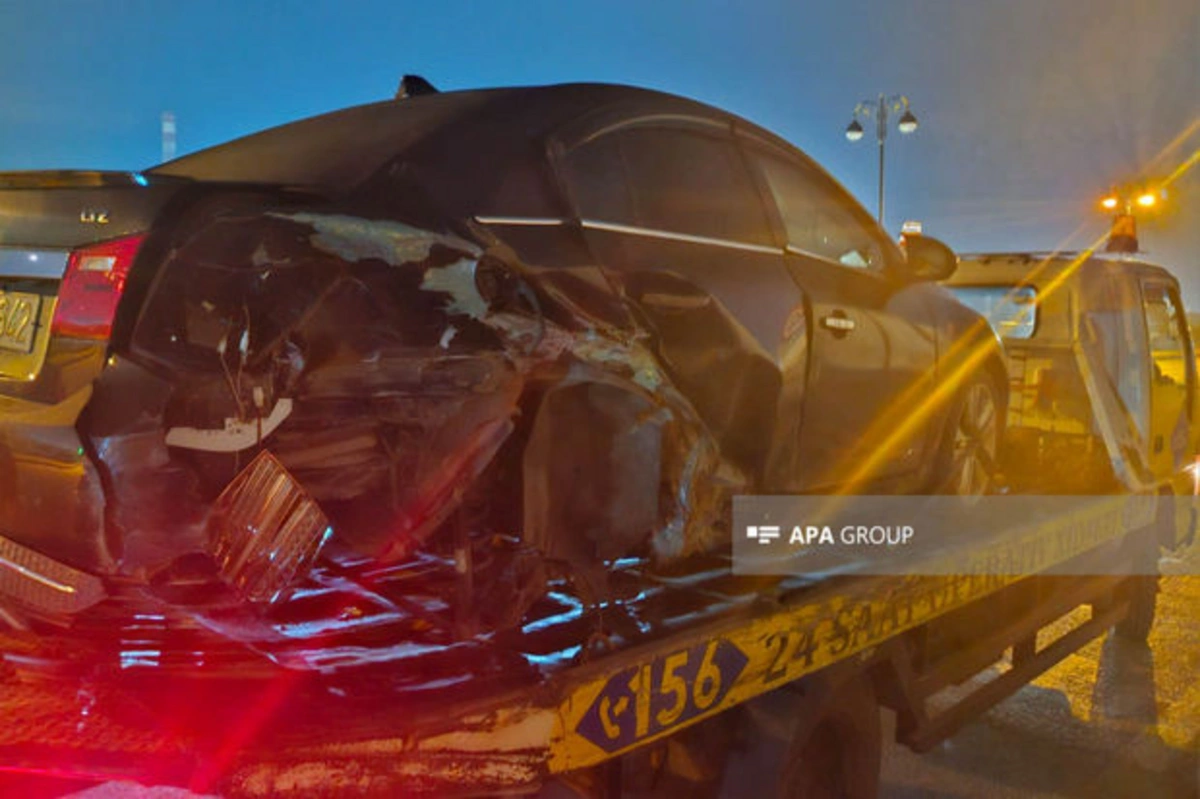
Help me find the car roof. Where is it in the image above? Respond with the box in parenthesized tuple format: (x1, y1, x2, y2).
(949, 251, 1180, 288)
(147, 83, 777, 190)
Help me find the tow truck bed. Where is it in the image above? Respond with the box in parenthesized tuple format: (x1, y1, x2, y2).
(0, 494, 1162, 796)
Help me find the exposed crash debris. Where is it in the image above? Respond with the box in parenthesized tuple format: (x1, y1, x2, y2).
(59, 207, 752, 631)
(209, 450, 332, 604)
(272, 211, 482, 268)
(165, 397, 294, 452)
(420, 258, 491, 319)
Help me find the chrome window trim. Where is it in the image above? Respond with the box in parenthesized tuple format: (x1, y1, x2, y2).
(0, 248, 70, 280)
(582, 219, 778, 255)
(785, 243, 832, 261)
(784, 243, 887, 274)
(475, 215, 780, 255)
(474, 216, 566, 227)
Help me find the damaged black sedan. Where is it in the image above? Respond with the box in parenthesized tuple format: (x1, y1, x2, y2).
(0, 82, 1005, 633)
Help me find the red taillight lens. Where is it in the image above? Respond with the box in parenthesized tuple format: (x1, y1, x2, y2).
(50, 233, 147, 339)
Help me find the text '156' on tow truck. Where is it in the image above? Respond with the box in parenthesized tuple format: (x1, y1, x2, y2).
(0, 78, 1193, 797)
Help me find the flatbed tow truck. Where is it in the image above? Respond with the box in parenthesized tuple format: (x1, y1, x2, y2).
(0, 490, 1187, 798)
(1, 249, 1197, 797)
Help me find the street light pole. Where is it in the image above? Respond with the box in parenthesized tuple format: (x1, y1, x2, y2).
(876, 96, 887, 226)
(845, 94, 918, 228)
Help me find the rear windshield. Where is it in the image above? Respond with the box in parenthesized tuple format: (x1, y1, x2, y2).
(948, 285, 1037, 339)
(148, 91, 499, 189)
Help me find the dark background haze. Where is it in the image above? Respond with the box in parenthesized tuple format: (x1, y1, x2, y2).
(1, 0, 1196, 300)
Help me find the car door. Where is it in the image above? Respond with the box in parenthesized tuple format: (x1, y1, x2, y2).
(552, 117, 807, 479)
(742, 141, 938, 491)
(1140, 276, 1194, 477)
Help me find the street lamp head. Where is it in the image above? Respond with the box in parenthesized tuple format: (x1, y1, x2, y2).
(1136, 192, 1157, 208)
(1100, 195, 1120, 211)
(845, 119, 865, 142)
(897, 110, 918, 134)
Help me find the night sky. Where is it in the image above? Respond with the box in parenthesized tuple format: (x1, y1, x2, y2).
(2, 0, 1197, 298)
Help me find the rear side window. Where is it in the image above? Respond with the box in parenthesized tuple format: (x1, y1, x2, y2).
(560, 135, 636, 224)
(480, 159, 558, 217)
(618, 127, 772, 245)
(755, 153, 887, 270)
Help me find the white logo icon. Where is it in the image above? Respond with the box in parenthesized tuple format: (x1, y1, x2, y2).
(746, 525, 780, 545)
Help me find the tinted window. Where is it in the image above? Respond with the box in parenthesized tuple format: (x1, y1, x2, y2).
(481, 159, 558, 216)
(561, 134, 636, 224)
(618, 127, 772, 245)
(756, 153, 886, 270)
(408, 129, 560, 218)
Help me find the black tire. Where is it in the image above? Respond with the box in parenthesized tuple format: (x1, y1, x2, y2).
(1115, 574, 1158, 642)
(1115, 499, 1167, 642)
(931, 375, 1003, 499)
(777, 674, 881, 799)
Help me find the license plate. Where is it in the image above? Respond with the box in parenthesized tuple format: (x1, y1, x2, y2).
(0, 290, 41, 354)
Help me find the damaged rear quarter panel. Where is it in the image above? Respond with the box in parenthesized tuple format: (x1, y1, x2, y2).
(81, 207, 740, 619)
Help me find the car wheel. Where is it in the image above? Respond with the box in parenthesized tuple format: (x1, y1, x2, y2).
(712, 672, 880, 799)
(776, 674, 881, 799)
(1116, 574, 1158, 642)
(934, 377, 1002, 498)
(1116, 507, 1164, 642)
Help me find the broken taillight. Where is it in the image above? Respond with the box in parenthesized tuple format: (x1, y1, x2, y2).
(209, 451, 333, 604)
(50, 233, 147, 339)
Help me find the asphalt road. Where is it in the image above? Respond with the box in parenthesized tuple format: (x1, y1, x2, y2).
(880, 543, 1200, 798)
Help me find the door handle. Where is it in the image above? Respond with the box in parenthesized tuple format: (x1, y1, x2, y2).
(820, 310, 856, 336)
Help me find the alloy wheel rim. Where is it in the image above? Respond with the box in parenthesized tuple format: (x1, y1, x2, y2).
(952, 383, 998, 496)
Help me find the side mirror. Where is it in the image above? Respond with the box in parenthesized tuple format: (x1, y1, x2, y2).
(898, 234, 958, 282)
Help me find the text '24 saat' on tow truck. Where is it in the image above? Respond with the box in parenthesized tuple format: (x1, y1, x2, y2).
(0, 77, 1194, 797)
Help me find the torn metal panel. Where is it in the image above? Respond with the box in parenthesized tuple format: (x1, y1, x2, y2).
(273, 211, 481, 265)
(521, 356, 744, 602)
(652, 419, 739, 562)
(90, 427, 211, 574)
(522, 381, 665, 600)
(420, 258, 489, 319)
(82, 357, 211, 577)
